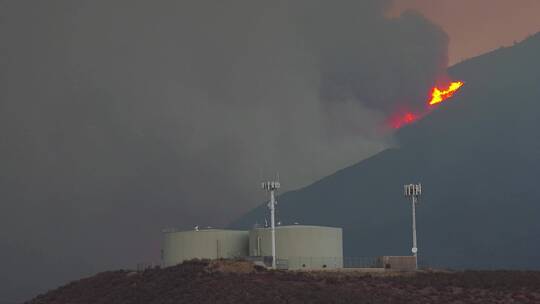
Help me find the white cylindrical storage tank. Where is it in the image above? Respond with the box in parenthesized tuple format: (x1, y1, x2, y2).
(162, 229, 249, 267)
(249, 225, 343, 270)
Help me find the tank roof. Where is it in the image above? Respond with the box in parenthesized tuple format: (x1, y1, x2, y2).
(162, 228, 248, 234)
(252, 225, 341, 230)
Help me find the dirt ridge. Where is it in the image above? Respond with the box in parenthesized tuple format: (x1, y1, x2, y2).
(26, 260, 540, 304)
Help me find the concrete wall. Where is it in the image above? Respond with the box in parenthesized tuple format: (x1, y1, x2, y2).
(162, 229, 249, 267)
(249, 225, 343, 269)
(378, 256, 417, 271)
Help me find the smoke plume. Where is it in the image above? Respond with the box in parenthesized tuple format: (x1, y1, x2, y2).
(0, 0, 448, 301)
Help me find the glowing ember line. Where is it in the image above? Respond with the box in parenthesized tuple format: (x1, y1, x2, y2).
(389, 112, 420, 129)
(429, 81, 464, 106)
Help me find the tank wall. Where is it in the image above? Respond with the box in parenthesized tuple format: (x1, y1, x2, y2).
(162, 230, 249, 267)
(249, 226, 343, 269)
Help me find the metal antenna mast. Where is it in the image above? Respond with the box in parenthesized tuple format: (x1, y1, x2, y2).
(404, 183, 422, 270)
(262, 180, 280, 269)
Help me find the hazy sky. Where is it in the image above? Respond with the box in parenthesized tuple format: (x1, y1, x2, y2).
(2, 1, 540, 302)
(390, 0, 540, 64)
(1, 1, 449, 301)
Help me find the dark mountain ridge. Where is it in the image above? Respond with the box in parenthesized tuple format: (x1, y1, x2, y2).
(231, 32, 540, 269)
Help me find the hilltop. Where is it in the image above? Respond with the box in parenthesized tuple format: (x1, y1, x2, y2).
(26, 260, 540, 304)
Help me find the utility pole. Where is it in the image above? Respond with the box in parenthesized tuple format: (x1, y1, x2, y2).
(404, 183, 422, 270)
(262, 181, 280, 269)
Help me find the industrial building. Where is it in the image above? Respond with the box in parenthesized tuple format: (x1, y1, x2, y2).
(161, 225, 342, 270)
(159, 180, 416, 271)
(249, 225, 343, 269)
(161, 180, 344, 270)
(161, 229, 249, 267)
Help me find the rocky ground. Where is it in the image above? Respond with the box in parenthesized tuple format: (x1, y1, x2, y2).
(26, 260, 540, 304)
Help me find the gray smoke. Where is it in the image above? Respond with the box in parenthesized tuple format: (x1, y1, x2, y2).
(0, 0, 448, 301)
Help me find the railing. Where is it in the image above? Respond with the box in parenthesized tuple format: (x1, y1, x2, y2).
(151, 257, 384, 270)
(343, 257, 381, 268)
(136, 262, 160, 271)
(265, 256, 383, 270)
(140, 255, 540, 272)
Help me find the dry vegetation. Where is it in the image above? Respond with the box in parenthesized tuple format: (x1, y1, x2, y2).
(27, 260, 540, 304)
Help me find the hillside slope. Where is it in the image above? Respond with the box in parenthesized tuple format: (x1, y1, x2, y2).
(26, 260, 540, 304)
(231, 33, 540, 269)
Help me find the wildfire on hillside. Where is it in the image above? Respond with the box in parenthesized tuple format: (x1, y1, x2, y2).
(428, 81, 464, 106)
(388, 81, 464, 129)
(388, 112, 421, 129)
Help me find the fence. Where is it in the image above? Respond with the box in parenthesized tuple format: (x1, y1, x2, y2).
(243, 256, 382, 270)
(139, 255, 540, 271)
(343, 257, 381, 268)
(138, 257, 387, 270)
(136, 262, 160, 271)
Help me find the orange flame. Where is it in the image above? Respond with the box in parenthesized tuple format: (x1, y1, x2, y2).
(388, 80, 464, 129)
(428, 81, 464, 106)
